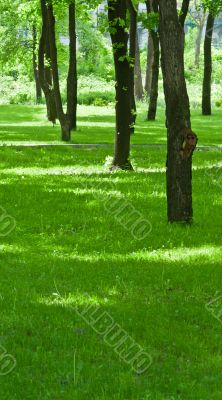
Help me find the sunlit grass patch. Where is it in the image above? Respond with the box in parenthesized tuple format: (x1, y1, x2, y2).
(0, 108, 222, 399)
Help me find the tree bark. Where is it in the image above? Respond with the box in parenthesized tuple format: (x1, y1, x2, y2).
(194, 14, 206, 67)
(38, 0, 57, 124)
(145, 32, 154, 95)
(179, 0, 190, 28)
(202, 13, 215, 116)
(134, 32, 144, 100)
(146, 0, 159, 121)
(108, 0, 133, 170)
(147, 30, 159, 120)
(32, 25, 42, 104)
(47, 1, 77, 141)
(67, 2, 77, 131)
(159, 0, 197, 222)
(127, 0, 137, 135)
(47, 3, 68, 139)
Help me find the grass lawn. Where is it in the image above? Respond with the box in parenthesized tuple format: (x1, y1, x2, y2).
(0, 104, 222, 146)
(0, 105, 222, 399)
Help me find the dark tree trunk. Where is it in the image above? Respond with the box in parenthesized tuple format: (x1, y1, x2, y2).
(145, 32, 154, 94)
(47, 1, 77, 141)
(178, 0, 190, 28)
(134, 32, 144, 100)
(159, 0, 197, 222)
(44, 28, 57, 122)
(127, 0, 137, 135)
(146, 0, 159, 121)
(108, 0, 133, 170)
(147, 31, 159, 120)
(202, 13, 215, 116)
(32, 25, 42, 104)
(67, 2, 77, 131)
(38, 0, 57, 124)
(47, 3, 68, 140)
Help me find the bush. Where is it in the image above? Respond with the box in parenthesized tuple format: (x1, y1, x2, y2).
(216, 98, 222, 108)
(0, 75, 35, 105)
(78, 91, 114, 106)
(76, 75, 115, 106)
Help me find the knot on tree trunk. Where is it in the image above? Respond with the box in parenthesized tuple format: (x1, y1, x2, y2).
(180, 128, 198, 160)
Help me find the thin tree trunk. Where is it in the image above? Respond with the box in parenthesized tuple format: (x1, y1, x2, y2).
(38, 0, 57, 124)
(202, 13, 215, 115)
(108, 0, 133, 170)
(145, 32, 154, 94)
(127, 0, 137, 135)
(146, 0, 159, 121)
(159, 0, 197, 222)
(147, 30, 159, 120)
(32, 25, 42, 104)
(45, 28, 57, 122)
(146, 0, 159, 120)
(67, 2, 77, 131)
(194, 16, 205, 67)
(47, 0, 77, 141)
(47, 3, 68, 139)
(134, 32, 144, 100)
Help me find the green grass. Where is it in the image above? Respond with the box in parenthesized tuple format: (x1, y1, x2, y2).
(0, 105, 222, 399)
(0, 104, 222, 146)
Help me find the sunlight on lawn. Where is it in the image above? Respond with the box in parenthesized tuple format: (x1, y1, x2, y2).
(37, 291, 113, 307)
(44, 245, 222, 264)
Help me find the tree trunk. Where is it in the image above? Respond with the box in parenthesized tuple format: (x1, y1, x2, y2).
(47, 1, 78, 141)
(47, 2, 68, 140)
(147, 31, 159, 120)
(38, 0, 57, 124)
(32, 25, 42, 104)
(144, 32, 154, 94)
(159, 0, 197, 222)
(67, 2, 77, 131)
(127, 0, 137, 135)
(202, 13, 215, 116)
(134, 32, 144, 100)
(108, 0, 133, 170)
(45, 28, 57, 122)
(194, 15, 205, 67)
(146, 0, 159, 121)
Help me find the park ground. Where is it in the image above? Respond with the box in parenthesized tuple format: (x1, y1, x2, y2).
(0, 104, 222, 399)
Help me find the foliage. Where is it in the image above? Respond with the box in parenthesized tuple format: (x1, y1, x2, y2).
(201, 0, 222, 15)
(77, 17, 114, 80)
(0, 74, 115, 106)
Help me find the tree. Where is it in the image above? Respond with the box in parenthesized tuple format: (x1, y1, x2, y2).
(189, 0, 206, 67)
(108, 0, 135, 170)
(0, 0, 41, 103)
(202, 11, 215, 115)
(32, 25, 42, 103)
(159, 0, 198, 222)
(46, 0, 77, 141)
(144, 32, 153, 95)
(38, 0, 57, 123)
(127, 0, 137, 134)
(145, 0, 159, 121)
(201, 0, 222, 115)
(134, 31, 144, 100)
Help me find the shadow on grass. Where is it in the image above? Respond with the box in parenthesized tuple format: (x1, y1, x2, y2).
(0, 145, 222, 398)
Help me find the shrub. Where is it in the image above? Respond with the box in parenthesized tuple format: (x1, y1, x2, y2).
(216, 98, 222, 108)
(77, 91, 114, 106)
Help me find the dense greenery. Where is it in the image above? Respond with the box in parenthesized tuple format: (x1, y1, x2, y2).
(0, 1, 221, 108)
